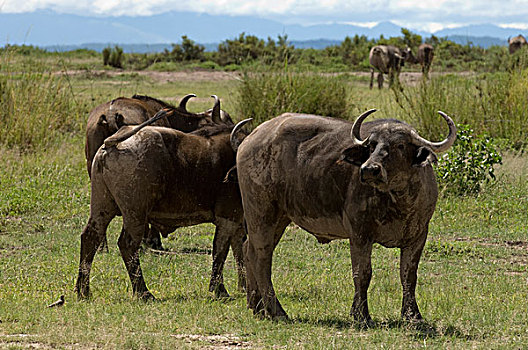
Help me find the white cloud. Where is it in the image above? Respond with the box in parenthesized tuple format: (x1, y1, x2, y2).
(499, 23, 528, 30)
(1, 0, 528, 31)
(342, 22, 379, 29)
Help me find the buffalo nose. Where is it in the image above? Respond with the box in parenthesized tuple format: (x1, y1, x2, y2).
(360, 163, 381, 181)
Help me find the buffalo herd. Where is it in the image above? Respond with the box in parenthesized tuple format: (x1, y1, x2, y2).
(76, 85, 456, 325)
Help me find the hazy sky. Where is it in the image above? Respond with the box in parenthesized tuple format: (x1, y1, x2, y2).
(1, 0, 527, 32)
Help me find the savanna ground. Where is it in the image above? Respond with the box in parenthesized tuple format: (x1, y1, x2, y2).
(1, 57, 527, 349)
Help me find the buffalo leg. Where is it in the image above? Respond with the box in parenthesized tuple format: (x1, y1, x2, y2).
(209, 220, 232, 298)
(400, 235, 427, 321)
(245, 215, 290, 320)
(75, 213, 114, 299)
(98, 235, 109, 253)
(423, 64, 430, 80)
(377, 72, 384, 89)
(118, 218, 154, 300)
(244, 239, 263, 314)
(388, 69, 395, 88)
(231, 225, 246, 292)
(369, 67, 375, 89)
(349, 240, 374, 326)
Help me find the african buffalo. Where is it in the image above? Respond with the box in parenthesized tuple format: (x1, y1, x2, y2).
(236, 110, 456, 324)
(85, 94, 214, 178)
(75, 97, 251, 300)
(85, 94, 229, 250)
(508, 35, 527, 54)
(369, 45, 414, 89)
(416, 44, 435, 79)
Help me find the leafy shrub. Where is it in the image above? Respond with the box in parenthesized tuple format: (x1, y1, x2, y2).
(235, 70, 350, 125)
(102, 45, 124, 68)
(435, 124, 502, 195)
(102, 47, 110, 65)
(167, 36, 205, 62)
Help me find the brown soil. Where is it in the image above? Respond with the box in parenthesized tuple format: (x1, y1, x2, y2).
(60, 69, 475, 86)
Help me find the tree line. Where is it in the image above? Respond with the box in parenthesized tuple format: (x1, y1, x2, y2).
(101, 28, 524, 72)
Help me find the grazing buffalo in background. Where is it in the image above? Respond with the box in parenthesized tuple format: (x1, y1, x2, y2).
(369, 45, 414, 89)
(75, 97, 251, 300)
(416, 44, 435, 79)
(236, 109, 456, 324)
(85, 94, 229, 250)
(508, 35, 527, 54)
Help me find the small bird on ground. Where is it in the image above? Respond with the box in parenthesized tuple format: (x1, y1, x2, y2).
(47, 295, 65, 308)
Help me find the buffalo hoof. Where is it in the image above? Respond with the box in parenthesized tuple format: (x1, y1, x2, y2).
(271, 313, 290, 322)
(213, 284, 230, 299)
(97, 240, 109, 253)
(237, 276, 246, 293)
(74, 282, 90, 301)
(142, 238, 164, 251)
(401, 308, 423, 322)
(354, 317, 375, 329)
(75, 290, 91, 301)
(351, 311, 374, 329)
(138, 291, 156, 301)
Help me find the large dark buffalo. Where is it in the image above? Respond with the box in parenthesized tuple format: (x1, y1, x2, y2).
(86, 94, 230, 250)
(236, 110, 456, 324)
(75, 98, 251, 300)
(369, 45, 414, 89)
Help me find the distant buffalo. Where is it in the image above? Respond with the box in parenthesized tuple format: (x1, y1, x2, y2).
(508, 35, 527, 54)
(236, 109, 456, 324)
(416, 44, 435, 79)
(369, 45, 415, 89)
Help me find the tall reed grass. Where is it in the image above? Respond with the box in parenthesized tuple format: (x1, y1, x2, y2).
(388, 70, 528, 148)
(0, 48, 85, 151)
(235, 70, 350, 125)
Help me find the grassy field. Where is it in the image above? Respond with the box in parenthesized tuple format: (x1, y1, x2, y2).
(1, 64, 527, 349)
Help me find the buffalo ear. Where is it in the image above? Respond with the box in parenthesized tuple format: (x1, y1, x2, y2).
(413, 146, 437, 167)
(114, 113, 125, 128)
(339, 145, 369, 166)
(97, 114, 108, 125)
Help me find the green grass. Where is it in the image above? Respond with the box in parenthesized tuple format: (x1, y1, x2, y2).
(1, 54, 527, 349)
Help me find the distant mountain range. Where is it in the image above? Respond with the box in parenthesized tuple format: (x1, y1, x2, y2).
(0, 10, 524, 52)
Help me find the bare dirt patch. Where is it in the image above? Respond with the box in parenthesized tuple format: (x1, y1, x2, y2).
(60, 69, 240, 83)
(171, 334, 253, 349)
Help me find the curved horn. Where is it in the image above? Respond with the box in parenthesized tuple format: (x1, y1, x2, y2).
(104, 108, 172, 147)
(230, 118, 253, 152)
(179, 93, 196, 111)
(350, 109, 377, 146)
(211, 95, 222, 124)
(410, 111, 457, 153)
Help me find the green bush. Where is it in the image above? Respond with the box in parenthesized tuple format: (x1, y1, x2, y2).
(435, 124, 502, 195)
(102, 45, 124, 68)
(234, 70, 350, 125)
